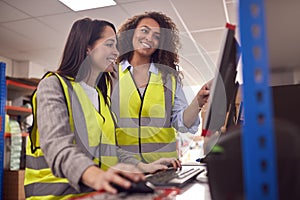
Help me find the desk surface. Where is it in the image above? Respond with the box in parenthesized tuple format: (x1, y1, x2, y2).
(74, 165, 211, 200)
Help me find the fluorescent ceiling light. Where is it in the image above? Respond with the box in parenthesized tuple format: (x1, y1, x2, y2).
(59, 0, 116, 11)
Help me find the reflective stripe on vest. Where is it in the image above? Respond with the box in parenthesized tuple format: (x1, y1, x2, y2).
(25, 72, 118, 199)
(111, 64, 178, 163)
(25, 180, 92, 200)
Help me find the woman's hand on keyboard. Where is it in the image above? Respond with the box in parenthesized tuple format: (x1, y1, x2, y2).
(137, 158, 181, 174)
(154, 158, 181, 169)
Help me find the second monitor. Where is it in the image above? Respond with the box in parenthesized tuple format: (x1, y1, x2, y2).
(202, 23, 240, 138)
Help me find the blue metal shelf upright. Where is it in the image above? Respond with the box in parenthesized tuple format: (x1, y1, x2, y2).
(0, 62, 6, 198)
(239, 1, 278, 200)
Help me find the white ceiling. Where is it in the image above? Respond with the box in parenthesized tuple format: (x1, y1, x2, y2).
(0, 0, 239, 86)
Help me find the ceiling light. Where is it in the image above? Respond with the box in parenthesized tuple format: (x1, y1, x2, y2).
(58, 0, 116, 11)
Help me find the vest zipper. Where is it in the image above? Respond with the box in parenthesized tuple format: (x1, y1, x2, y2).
(98, 94, 102, 168)
(129, 71, 150, 163)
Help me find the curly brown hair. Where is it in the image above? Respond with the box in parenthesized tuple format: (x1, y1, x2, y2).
(117, 11, 182, 83)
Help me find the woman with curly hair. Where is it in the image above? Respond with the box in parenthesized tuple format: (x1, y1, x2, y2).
(111, 12, 210, 170)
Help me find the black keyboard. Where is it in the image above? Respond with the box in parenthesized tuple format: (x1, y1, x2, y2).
(146, 167, 204, 188)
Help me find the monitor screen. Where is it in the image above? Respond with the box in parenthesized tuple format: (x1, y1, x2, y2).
(202, 23, 240, 138)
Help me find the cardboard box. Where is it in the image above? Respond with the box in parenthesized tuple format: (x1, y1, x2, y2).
(3, 170, 25, 200)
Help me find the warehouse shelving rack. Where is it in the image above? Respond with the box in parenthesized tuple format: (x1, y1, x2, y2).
(239, 1, 278, 200)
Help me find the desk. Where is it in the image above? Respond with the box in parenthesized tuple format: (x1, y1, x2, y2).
(176, 181, 211, 200)
(74, 165, 211, 200)
(175, 165, 211, 200)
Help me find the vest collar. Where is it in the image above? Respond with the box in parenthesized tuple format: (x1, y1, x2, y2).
(120, 59, 159, 75)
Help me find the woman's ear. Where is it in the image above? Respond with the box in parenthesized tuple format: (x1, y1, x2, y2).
(86, 46, 92, 55)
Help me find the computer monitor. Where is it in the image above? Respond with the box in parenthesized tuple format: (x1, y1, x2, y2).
(202, 23, 240, 138)
(272, 84, 300, 128)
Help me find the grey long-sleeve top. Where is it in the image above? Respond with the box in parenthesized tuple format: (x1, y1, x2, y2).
(36, 76, 139, 191)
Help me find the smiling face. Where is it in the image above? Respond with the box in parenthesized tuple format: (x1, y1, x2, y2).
(132, 17, 161, 59)
(87, 26, 119, 73)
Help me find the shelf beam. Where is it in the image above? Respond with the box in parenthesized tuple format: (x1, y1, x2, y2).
(6, 80, 36, 91)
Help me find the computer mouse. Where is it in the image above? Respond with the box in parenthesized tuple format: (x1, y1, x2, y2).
(111, 179, 155, 193)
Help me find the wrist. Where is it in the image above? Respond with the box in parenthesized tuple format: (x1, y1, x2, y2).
(137, 162, 147, 171)
(198, 102, 207, 111)
(81, 165, 104, 189)
(192, 98, 202, 111)
(198, 105, 204, 111)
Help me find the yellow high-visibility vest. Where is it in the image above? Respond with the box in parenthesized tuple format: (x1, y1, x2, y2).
(111, 64, 178, 163)
(24, 72, 118, 200)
